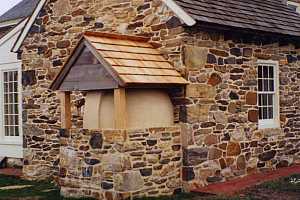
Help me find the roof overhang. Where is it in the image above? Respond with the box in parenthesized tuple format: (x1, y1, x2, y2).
(12, 0, 47, 53)
(50, 32, 188, 91)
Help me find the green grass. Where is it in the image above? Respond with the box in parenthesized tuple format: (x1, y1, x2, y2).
(259, 174, 300, 193)
(135, 193, 256, 200)
(0, 174, 299, 200)
(0, 175, 95, 200)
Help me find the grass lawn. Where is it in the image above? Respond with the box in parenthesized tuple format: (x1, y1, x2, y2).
(0, 174, 299, 200)
(0, 174, 93, 200)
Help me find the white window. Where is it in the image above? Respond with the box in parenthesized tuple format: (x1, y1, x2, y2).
(287, 1, 300, 14)
(257, 60, 279, 129)
(0, 65, 22, 143)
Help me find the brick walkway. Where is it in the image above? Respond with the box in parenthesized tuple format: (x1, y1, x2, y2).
(0, 168, 22, 177)
(192, 165, 300, 196)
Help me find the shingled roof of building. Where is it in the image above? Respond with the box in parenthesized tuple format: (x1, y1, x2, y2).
(174, 0, 300, 37)
(0, 0, 40, 23)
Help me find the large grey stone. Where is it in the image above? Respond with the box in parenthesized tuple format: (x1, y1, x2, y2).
(184, 45, 208, 70)
(23, 124, 44, 136)
(184, 147, 208, 166)
(114, 171, 144, 192)
(102, 153, 131, 172)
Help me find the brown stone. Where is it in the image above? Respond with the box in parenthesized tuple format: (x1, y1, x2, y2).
(228, 102, 238, 114)
(226, 158, 235, 166)
(209, 147, 223, 160)
(236, 155, 246, 170)
(207, 73, 222, 86)
(204, 135, 218, 146)
(227, 142, 241, 156)
(186, 84, 216, 98)
(57, 40, 71, 49)
(219, 143, 227, 150)
(246, 92, 257, 105)
(248, 110, 259, 122)
(219, 158, 227, 169)
(243, 48, 253, 57)
(186, 104, 210, 123)
(209, 49, 229, 57)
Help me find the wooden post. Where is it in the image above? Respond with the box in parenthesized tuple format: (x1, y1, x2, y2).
(114, 88, 127, 129)
(60, 91, 72, 129)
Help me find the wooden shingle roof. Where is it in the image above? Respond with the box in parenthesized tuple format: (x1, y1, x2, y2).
(174, 0, 300, 37)
(50, 32, 187, 91)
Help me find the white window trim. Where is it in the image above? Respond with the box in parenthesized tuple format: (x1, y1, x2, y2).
(287, 1, 300, 14)
(0, 62, 22, 145)
(257, 60, 280, 129)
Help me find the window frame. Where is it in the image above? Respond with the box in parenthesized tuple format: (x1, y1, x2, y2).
(257, 60, 280, 129)
(0, 63, 22, 144)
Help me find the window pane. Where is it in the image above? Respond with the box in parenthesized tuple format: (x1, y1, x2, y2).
(263, 107, 268, 119)
(269, 80, 274, 91)
(263, 66, 268, 78)
(14, 104, 18, 114)
(258, 79, 262, 91)
(4, 126, 9, 136)
(259, 107, 262, 120)
(13, 71, 17, 81)
(262, 94, 268, 106)
(14, 127, 19, 136)
(268, 107, 273, 119)
(263, 79, 269, 91)
(268, 94, 273, 106)
(9, 126, 14, 136)
(4, 83, 8, 93)
(258, 66, 263, 78)
(269, 66, 274, 78)
(9, 72, 13, 82)
(4, 72, 8, 82)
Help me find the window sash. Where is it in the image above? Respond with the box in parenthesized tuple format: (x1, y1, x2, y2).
(2, 70, 20, 137)
(257, 61, 279, 129)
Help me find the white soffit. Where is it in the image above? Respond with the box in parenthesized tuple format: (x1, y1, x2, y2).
(0, 18, 28, 46)
(162, 0, 196, 26)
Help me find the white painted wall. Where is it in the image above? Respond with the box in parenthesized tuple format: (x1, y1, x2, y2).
(0, 20, 27, 158)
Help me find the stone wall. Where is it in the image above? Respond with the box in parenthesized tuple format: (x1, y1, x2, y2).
(21, 0, 184, 180)
(59, 127, 182, 199)
(180, 30, 300, 190)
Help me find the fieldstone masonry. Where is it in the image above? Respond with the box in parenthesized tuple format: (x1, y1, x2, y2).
(20, 0, 300, 198)
(59, 127, 182, 199)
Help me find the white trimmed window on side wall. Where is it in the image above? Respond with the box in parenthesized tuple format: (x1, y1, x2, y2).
(257, 60, 280, 129)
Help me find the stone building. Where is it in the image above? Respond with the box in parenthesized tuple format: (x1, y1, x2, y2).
(10, 0, 300, 199)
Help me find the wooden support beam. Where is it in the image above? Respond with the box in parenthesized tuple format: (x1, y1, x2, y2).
(60, 91, 72, 129)
(114, 88, 127, 129)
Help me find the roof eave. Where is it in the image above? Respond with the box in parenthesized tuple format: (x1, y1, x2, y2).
(162, 0, 196, 26)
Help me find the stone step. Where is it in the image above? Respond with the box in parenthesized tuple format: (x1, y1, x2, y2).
(0, 157, 7, 169)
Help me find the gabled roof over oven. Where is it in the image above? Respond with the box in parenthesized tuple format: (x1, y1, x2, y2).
(50, 32, 188, 91)
(172, 0, 300, 37)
